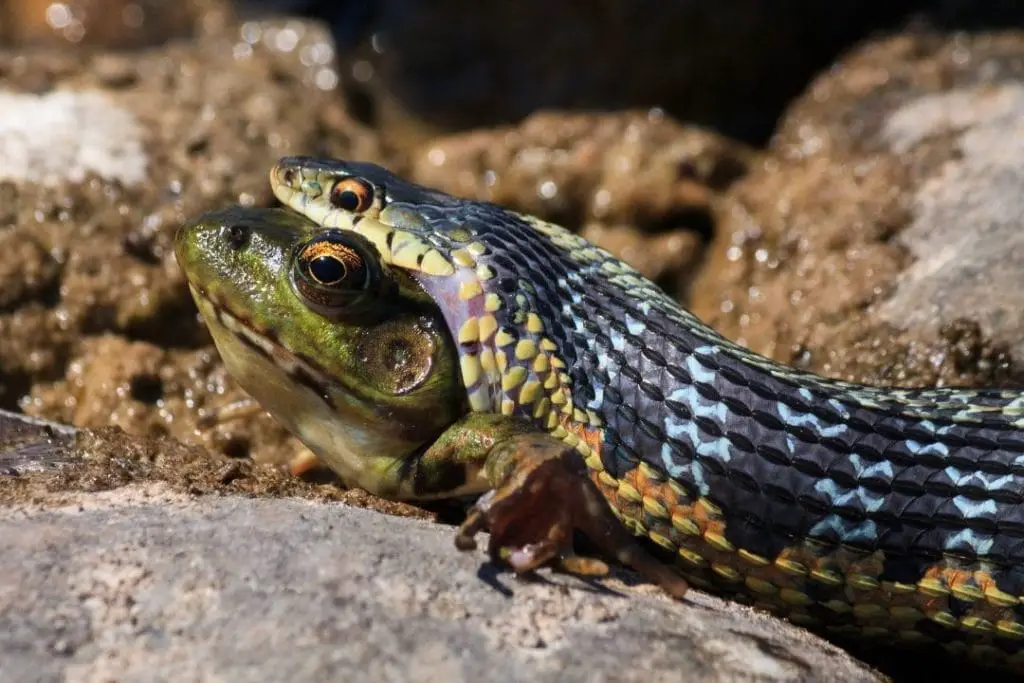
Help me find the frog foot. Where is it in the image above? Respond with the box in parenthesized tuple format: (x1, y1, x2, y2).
(454, 435, 689, 599)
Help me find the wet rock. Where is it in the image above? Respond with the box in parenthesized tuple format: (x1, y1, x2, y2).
(0, 11, 379, 466)
(409, 110, 752, 297)
(325, 0, 928, 144)
(0, 408, 77, 475)
(689, 31, 1024, 389)
(0, 485, 884, 683)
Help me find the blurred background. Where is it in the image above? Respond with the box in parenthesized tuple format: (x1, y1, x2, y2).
(3, 1, 1023, 142)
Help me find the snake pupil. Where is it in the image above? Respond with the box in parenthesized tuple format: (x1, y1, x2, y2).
(309, 255, 346, 285)
(334, 190, 360, 212)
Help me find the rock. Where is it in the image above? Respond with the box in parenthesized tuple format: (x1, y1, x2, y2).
(689, 31, 1024, 389)
(0, 408, 77, 475)
(0, 486, 884, 683)
(875, 84, 1024, 359)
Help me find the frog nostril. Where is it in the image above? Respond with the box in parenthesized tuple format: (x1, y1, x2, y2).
(224, 223, 251, 250)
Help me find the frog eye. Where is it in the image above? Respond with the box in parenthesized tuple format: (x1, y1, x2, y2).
(306, 253, 347, 285)
(329, 177, 374, 213)
(296, 233, 369, 289)
(292, 231, 383, 316)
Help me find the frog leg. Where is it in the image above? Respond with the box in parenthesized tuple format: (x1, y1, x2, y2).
(411, 413, 689, 599)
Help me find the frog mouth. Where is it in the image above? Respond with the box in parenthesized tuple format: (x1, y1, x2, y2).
(186, 282, 451, 441)
(187, 283, 337, 407)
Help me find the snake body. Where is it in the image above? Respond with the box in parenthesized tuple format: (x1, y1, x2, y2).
(252, 157, 1024, 670)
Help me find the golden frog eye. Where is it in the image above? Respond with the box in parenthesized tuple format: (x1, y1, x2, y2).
(329, 177, 374, 213)
(292, 230, 383, 318)
(292, 229, 397, 320)
(297, 235, 367, 289)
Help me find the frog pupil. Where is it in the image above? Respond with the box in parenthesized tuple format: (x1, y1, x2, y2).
(309, 255, 346, 285)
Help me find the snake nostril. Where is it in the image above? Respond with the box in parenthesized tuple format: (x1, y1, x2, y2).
(282, 168, 296, 186)
(224, 223, 251, 250)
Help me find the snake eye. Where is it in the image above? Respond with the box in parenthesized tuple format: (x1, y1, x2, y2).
(292, 230, 384, 317)
(329, 177, 374, 213)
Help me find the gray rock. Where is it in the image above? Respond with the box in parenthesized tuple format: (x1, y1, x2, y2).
(0, 489, 882, 683)
(877, 84, 1024, 358)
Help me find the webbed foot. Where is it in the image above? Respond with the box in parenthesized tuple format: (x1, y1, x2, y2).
(455, 434, 689, 599)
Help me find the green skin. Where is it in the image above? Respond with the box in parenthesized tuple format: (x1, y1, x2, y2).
(175, 206, 688, 595)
